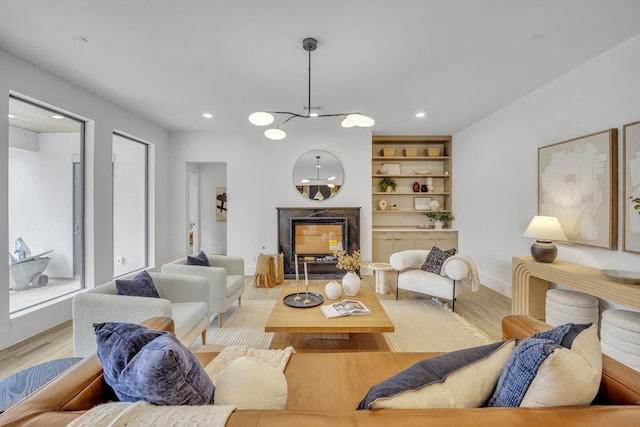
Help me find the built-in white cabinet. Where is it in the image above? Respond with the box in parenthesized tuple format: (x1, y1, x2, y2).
(373, 230, 458, 263)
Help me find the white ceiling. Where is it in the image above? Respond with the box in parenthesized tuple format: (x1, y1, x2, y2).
(2, 0, 640, 136)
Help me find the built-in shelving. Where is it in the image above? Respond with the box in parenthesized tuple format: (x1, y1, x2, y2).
(371, 135, 457, 262)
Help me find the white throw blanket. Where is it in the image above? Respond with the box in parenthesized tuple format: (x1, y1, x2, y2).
(67, 346, 295, 427)
(66, 402, 236, 427)
(440, 254, 480, 292)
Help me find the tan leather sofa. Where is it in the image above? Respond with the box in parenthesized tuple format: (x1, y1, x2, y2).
(1, 315, 639, 427)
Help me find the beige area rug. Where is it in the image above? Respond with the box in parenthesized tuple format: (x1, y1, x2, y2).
(195, 300, 276, 352)
(193, 299, 491, 353)
(380, 299, 491, 352)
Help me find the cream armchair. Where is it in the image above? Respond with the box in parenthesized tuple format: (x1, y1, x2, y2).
(72, 272, 210, 357)
(390, 249, 477, 312)
(161, 254, 245, 327)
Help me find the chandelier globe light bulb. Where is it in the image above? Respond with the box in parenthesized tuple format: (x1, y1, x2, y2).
(249, 112, 275, 126)
(264, 128, 286, 140)
(346, 113, 375, 127)
(341, 117, 356, 128)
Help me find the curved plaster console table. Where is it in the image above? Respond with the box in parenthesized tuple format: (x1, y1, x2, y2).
(512, 256, 640, 320)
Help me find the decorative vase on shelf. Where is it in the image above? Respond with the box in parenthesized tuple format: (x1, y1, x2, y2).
(342, 272, 361, 296)
(378, 199, 388, 211)
(420, 184, 428, 192)
(325, 280, 342, 300)
(429, 200, 440, 211)
(434, 220, 444, 229)
(413, 182, 420, 192)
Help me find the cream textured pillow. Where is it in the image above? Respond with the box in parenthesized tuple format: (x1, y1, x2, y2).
(358, 340, 515, 409)
(487, 323, 601, 407)
(215, 356, 287, 409)
(520, 323, 601, 407)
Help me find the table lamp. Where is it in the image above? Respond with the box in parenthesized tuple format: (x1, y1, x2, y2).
(523, 216, 567, 263)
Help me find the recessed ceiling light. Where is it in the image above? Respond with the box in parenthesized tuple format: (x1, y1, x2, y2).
(309, 113, 319, 117)
(529, 34, 545, 41)
(51, 115, 65, 119)
(202, 113, 213, 119)
(415, 112, 427, 118)
(8, 114, 15, 118)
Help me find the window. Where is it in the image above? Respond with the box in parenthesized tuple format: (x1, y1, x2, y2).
(112, 133, 148, 276)
(8, 96, 85, 313)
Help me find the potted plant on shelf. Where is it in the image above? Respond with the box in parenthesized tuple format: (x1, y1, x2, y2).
(333, 249, 362, 296)
(378, 177, 397, 193)
(422, 211, 454, 229)
(630, 195, 640, 214)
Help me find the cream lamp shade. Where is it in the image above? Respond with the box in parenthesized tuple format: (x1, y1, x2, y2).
(523, 216, 567, 263)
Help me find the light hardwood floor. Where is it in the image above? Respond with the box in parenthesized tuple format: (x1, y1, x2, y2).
(0, 275, 510, 380)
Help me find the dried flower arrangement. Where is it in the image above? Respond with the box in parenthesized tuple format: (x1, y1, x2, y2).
(333, 249, 361, 273)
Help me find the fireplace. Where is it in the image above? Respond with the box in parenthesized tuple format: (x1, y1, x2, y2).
(277, 207, 360, 279)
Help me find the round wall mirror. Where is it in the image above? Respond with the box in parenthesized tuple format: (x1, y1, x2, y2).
(292, 150, 344, 200)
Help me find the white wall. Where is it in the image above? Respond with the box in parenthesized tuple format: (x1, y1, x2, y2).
(168, 121, 372, 274)
(9, 132, 78, 278)
(0, 48, 170, 350)
(454, 34, 640, 310)
(113, 134, 148, 276)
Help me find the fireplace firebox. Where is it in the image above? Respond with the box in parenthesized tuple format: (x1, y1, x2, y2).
(277, 207, 360, 279)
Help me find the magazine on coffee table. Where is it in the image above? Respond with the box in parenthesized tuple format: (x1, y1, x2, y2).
(321, 299, 372, 318)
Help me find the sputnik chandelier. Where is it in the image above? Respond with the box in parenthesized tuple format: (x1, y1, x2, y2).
(248, 37, 375, 140)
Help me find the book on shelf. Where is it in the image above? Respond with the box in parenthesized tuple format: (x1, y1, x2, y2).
(321, 299, 372, 318)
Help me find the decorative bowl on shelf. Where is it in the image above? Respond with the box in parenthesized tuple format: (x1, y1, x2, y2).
(416, 224, 434, 229)
(413, 170, 431, 175)
(388, 205, 398, 211)
(600, 269, 640, 285)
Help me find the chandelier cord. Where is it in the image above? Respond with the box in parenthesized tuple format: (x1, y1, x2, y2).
(307, 48, 312, 118)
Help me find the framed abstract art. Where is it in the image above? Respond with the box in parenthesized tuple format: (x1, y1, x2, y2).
(538, 129, 618, 249)
(623, 121, 640, 253)
(216, 187, 227, 221)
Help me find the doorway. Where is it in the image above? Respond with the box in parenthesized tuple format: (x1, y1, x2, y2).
(186, 162, 227, 255)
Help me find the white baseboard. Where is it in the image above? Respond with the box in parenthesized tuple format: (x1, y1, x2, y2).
(479, 273, 512, 298)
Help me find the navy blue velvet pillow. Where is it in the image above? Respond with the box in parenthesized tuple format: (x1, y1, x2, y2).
(486, 323, 595, 407)
(94, 322, 166, 387)
(94, 322, 215, 406)
(187, 250, 211, 266)
(115, 270, 160, 298)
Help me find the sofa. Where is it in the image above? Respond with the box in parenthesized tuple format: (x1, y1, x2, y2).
(161, 254, 245, 327)
(1, 315, 638, 426)
(72, 272, 210, 357)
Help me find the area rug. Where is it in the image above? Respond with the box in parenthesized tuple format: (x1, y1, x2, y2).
(380, 299, 491, 352)
(194, 299, 492, 353)
(196, 300, 276, 352)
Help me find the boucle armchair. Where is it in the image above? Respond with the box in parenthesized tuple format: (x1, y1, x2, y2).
(390, 249, 476, 311)
(161, 254, 245, 327)
(72, 272, 210, 357)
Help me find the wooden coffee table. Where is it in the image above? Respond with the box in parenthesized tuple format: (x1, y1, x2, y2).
(265, 284, 394, 351)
